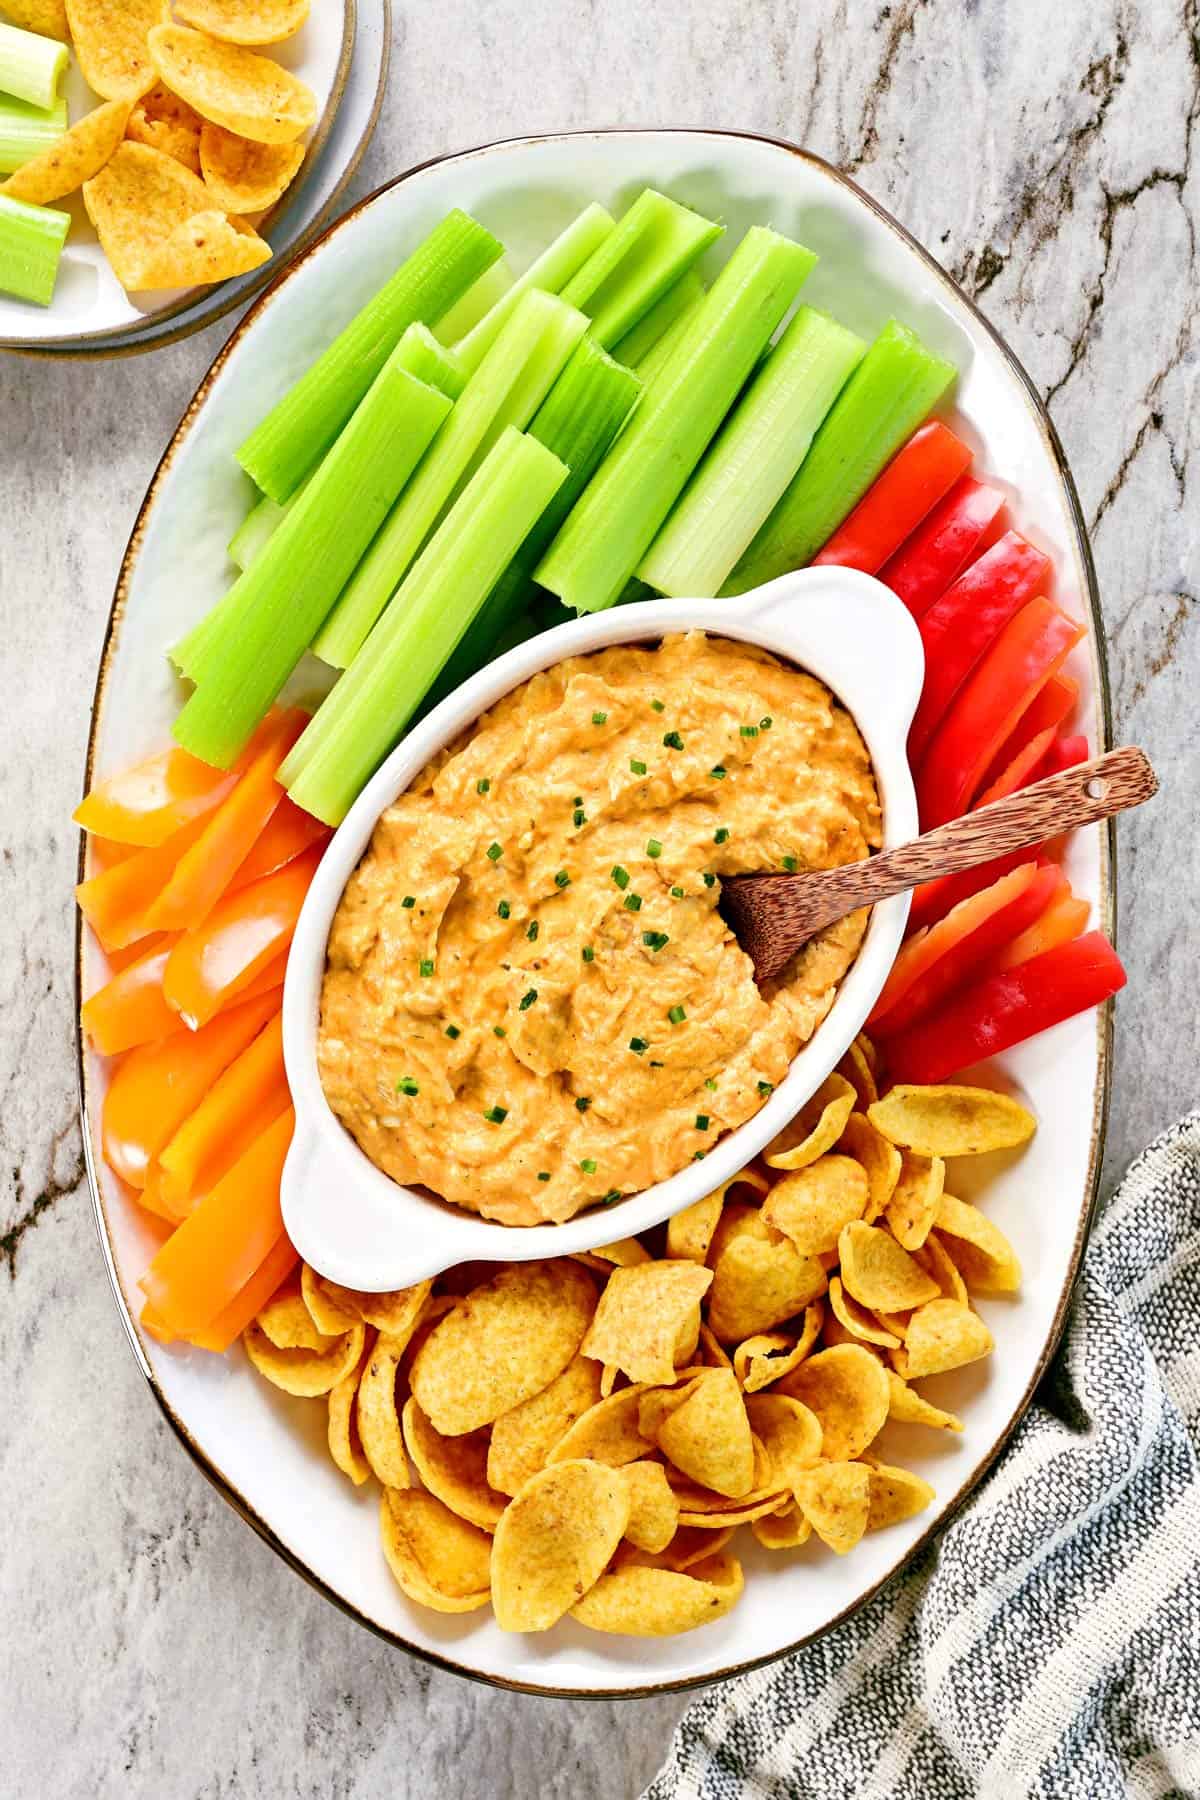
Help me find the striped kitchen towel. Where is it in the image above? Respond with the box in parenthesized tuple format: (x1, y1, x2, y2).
(645, 1112, 1200, 1800)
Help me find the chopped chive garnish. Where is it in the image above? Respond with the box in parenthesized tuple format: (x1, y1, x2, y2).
(611, 864, 630, 889)
(537, 1171, 551, 1182)
(642, 930, 669, 951)
(401, 895, 416, 909)
(662, 730, 684, 750)
(714, 827, 730, 844)
(623, 892, 643, 912)
(484, 1105, 508, 1124)
(702, 872, 716, 888)
(692, 1150, 706, 1161)
(493, 1025, 507, 1038)
(705, 1077, 718, 1090)
(497, 899, 511, 918)
(554, 869, 571, 889)
(758, 1080, 774, 1096)
(581, 945, 595, 963)
(630, 758, 647, 776)
(519, 988, 538, 1011)
(670, 885, 685, 898)
(592, 710, 608, 725)
(650, 699, 665, 713)
(740, 724, 759, 738)
(695, 1114, 710, 1130)
(709, 765, 726, 780)
(395, 1076, 419, 1095)
(575, 1096, 592, 1112)
(646, 837, 663, 858)
(419, 959, 435, 977)
(486, 841, 503, 861)
(781, 854, 798, 871)
(445, 1024, 461, 1040)
(760, 716, 773, 730)
(668, 1004, 687, 1024)
(602, 1188, 622, 1204)
(526, 920, 539, 941)
(476, 777, 490, 794)
(580, 1157, 597, 1174)
(650, 1058, 665, 1067)
(629, 1036, 648, 1055)
(573, 795, 583, 806)
(573, 807, 586, 827)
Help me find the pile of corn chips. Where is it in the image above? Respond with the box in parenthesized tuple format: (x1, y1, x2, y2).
(0, 0, 317, 291)
(245, 1057, 1033, 1638)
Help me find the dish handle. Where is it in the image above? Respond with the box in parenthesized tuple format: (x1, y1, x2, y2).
(738, 568, 926, 743)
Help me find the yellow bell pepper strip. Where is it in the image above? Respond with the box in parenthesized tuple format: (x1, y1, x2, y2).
(74, 745, 237, 847)
(137, 1107, 295, 1338)
(162, 843, 322, 1030)
(144, 707, 308, 934)
(101, 989, 279, 1187)
(156, 1012, 288, 1217)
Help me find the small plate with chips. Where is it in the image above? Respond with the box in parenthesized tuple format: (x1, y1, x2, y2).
(0, 0, 354, 350)
(79, 129, 1114, 1695)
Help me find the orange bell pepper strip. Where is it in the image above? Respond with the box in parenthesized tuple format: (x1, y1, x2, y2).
(187, 1231, 301, 1354)
(137, 1164, 180, 1223)
(139, 1302, 178, 1345)
(870, 862, 1061, 1036)
(987, 887, 1090, 975)
(162, 844, 322, 1030)
(76, 813, 211, 953)
(917, 599, 1085, 829)
(81, 935, 181, 1056)
(86, 836, 143, 873)
(138, 1107, 295, 1337)
(980, 672, 1078, 790)
(157, 1012, 289, 1216)
(972, 726, 1058, 810)
(74, 746, 238, 847)
(143, 707, 308, 934)
(231, 795, 331, 888)
(101, 989, 279, 1187)
(812, 422, 972, 574)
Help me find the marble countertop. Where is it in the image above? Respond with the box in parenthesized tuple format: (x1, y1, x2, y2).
(2, 2, 1195, 1795)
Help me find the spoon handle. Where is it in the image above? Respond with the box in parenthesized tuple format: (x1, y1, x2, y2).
(848, 746, 1157, 909)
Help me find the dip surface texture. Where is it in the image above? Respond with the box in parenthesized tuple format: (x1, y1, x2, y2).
(318, 632, 881, 1225)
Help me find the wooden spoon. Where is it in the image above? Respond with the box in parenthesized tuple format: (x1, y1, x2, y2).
(720, 746, 1157, 984)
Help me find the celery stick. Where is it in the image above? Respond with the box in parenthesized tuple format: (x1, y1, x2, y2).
(639, 307, 866, 598)
(228, 493, 288, 572)
(172, 361, 453, 768)
(535, 226, 817, 614)
(560, 189, 722, 350)
(453, 202, 613, 374)
(433, 257, 513, 345)
(0, 21, 66, 110)
(722, 319, 957, 593)
(426, 336, 642, 708)
(0, 191, 67, 304)
(0, 92, 65, 174)
(282, 429, 568, 824)
(313, 288, 588, 669)
(236, 209, 502, 504)
(613, 269, 704, 368)
(632, 282, 707, 384)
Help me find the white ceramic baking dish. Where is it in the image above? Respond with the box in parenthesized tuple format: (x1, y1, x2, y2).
(280, 566, 923, 1290)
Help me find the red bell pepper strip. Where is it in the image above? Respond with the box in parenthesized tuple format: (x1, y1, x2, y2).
(870, 862, 1061, 1036)
(881, 932, 1125, 1085)
(918, 598, 1085, 828)
(972, 726, 1058, 810)
(908, 531, 1053, 763)
(163, 843, 322, 1030)
(812, 421, 972, 574)
(982, 673, 1078, 787)
(1039, 733, 1089, 777)
(986, 888, 1090, 975)
(74, 746, 238, 847)
(879, 475, 1006, 617)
